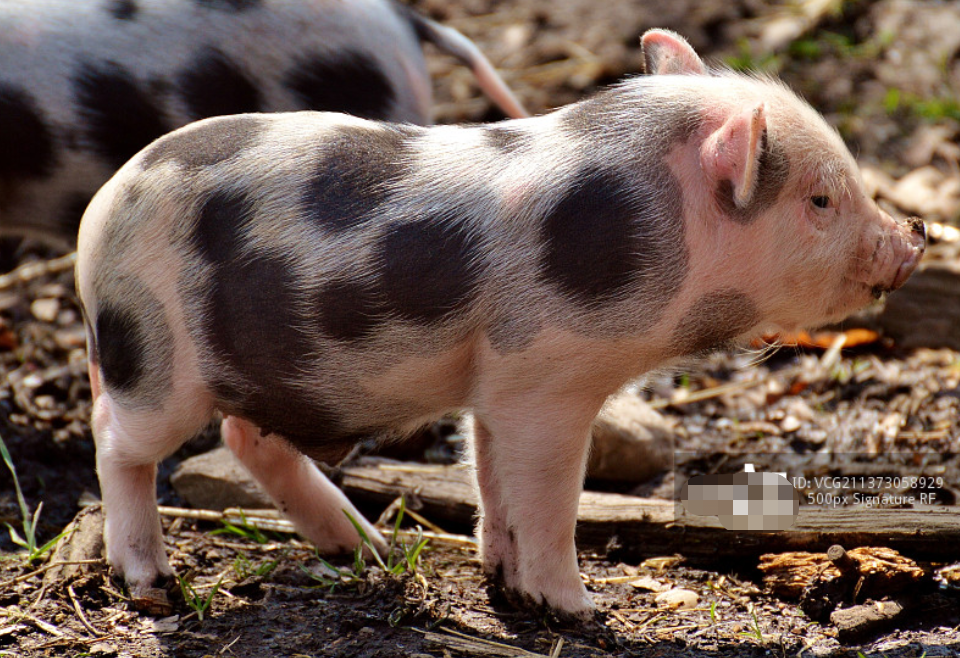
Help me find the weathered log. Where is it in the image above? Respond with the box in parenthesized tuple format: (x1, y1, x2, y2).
(340, 458, 960, 559)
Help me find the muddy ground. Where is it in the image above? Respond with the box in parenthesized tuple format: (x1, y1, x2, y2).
(3, 0, 960, 656)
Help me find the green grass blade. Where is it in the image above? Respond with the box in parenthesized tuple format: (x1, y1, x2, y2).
(342, 510, 388, 571)
(27, 502, 44, 545)
(0, 434, 32, 532)
(353, 545, 366, 575)
(32, 528, 71, 562)
(6, 524, 28, 549)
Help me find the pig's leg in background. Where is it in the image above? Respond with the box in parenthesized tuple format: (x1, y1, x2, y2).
(90, 365, 182, 597)
(221, 416, 386, 555)
(473, 398, 601, 616)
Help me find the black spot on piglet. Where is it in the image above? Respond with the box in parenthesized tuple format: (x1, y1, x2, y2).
(673, 289, 760, 354)
(284, 51, 395, 121)
(194, 0, 261, 11)
(192, 188, 256, 265)
(301, 126, 415, 232)
(141, 114, 267, 169)
(96, 303, 145, 394)
(376, 218, 484, 325)
(315, 279, 387, 343)
(539, 166, 651, 306)
(485, 127, 529, 153)
(74, 61, 171, 169)
(205, 252, 350, 449)
(0, 85, 57, 179)
(93, 278, 173, 407)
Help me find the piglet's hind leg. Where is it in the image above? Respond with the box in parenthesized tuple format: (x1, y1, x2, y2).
(221, 416, 386, 555)
(91, 387, 183, 601)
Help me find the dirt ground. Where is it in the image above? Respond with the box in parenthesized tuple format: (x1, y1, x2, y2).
(3, 0, 960, 656)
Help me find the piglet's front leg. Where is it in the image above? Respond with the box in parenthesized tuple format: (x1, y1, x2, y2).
(472, 394, 603, 618)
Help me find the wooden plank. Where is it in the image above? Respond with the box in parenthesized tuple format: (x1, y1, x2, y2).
(341, 458, 960, 559)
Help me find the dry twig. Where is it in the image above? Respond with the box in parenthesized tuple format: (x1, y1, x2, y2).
(9, 609, 75, 639)
(419, 626, 554, 657)
(648, 378, 765, 409)
(0, 252, 77, 290)
(0, 559, 103, 590)
(157, 504, 477, 546)
(68, 585, 103, 637)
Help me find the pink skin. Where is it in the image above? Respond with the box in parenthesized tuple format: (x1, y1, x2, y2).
(89, 384, 177, 595)
(675, 150, 924, 333)
(469, 333, 620, 614)
(646, 28, 924, 335)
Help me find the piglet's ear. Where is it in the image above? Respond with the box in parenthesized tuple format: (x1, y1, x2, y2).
(641, 29, 707, 75)
(700, 103, 767, 209)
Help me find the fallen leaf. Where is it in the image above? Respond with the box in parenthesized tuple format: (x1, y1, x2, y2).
(629, 576, 668, 592)
(0, 327, 17, 350)
(758, 329, 881, 350)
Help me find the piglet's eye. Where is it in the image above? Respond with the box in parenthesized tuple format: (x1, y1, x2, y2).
(811, 195, 831, 209)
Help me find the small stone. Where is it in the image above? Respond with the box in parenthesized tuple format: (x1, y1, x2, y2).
(655, 588, 699, 610)
(57, 308, 78, 326)
(780, 415, 802, 433)
(89, 642, 118, 655)
(30, 298, 60, 322)
(171, 446, 273, 511)
(55, 326, 87, 350)
(139, 615, 179, 633)
(0, 292, 20, 312)
(37, 282, 68, 298)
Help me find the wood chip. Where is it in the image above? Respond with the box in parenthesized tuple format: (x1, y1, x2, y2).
(759, 546, 926, 600)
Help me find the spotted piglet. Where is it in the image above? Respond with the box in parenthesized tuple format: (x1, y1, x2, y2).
(0, 0, 526, 246)
(76, 30, 925, 617)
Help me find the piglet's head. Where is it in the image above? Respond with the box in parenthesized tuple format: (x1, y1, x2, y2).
(705, 97, 925, 330)
(644, 29, 926, 332)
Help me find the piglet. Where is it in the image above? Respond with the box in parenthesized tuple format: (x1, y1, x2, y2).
(0, 0, 526, 247)
(75, 29, 925, 617)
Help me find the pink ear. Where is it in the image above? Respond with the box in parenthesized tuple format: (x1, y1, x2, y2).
(700, 104, 767, 208)
(641, 29, 707, 75)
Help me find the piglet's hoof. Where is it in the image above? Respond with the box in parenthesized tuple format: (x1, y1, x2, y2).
(130, 586, 174, 616)
(544, 604, 606, 629)
(125, 573, 178, 616)
(495, 587, 600, 626)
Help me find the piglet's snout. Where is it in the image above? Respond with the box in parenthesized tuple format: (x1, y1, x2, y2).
(860, 213, 926, 299)
(905, 215, 926, 241)
(888, 216, 926, 292)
